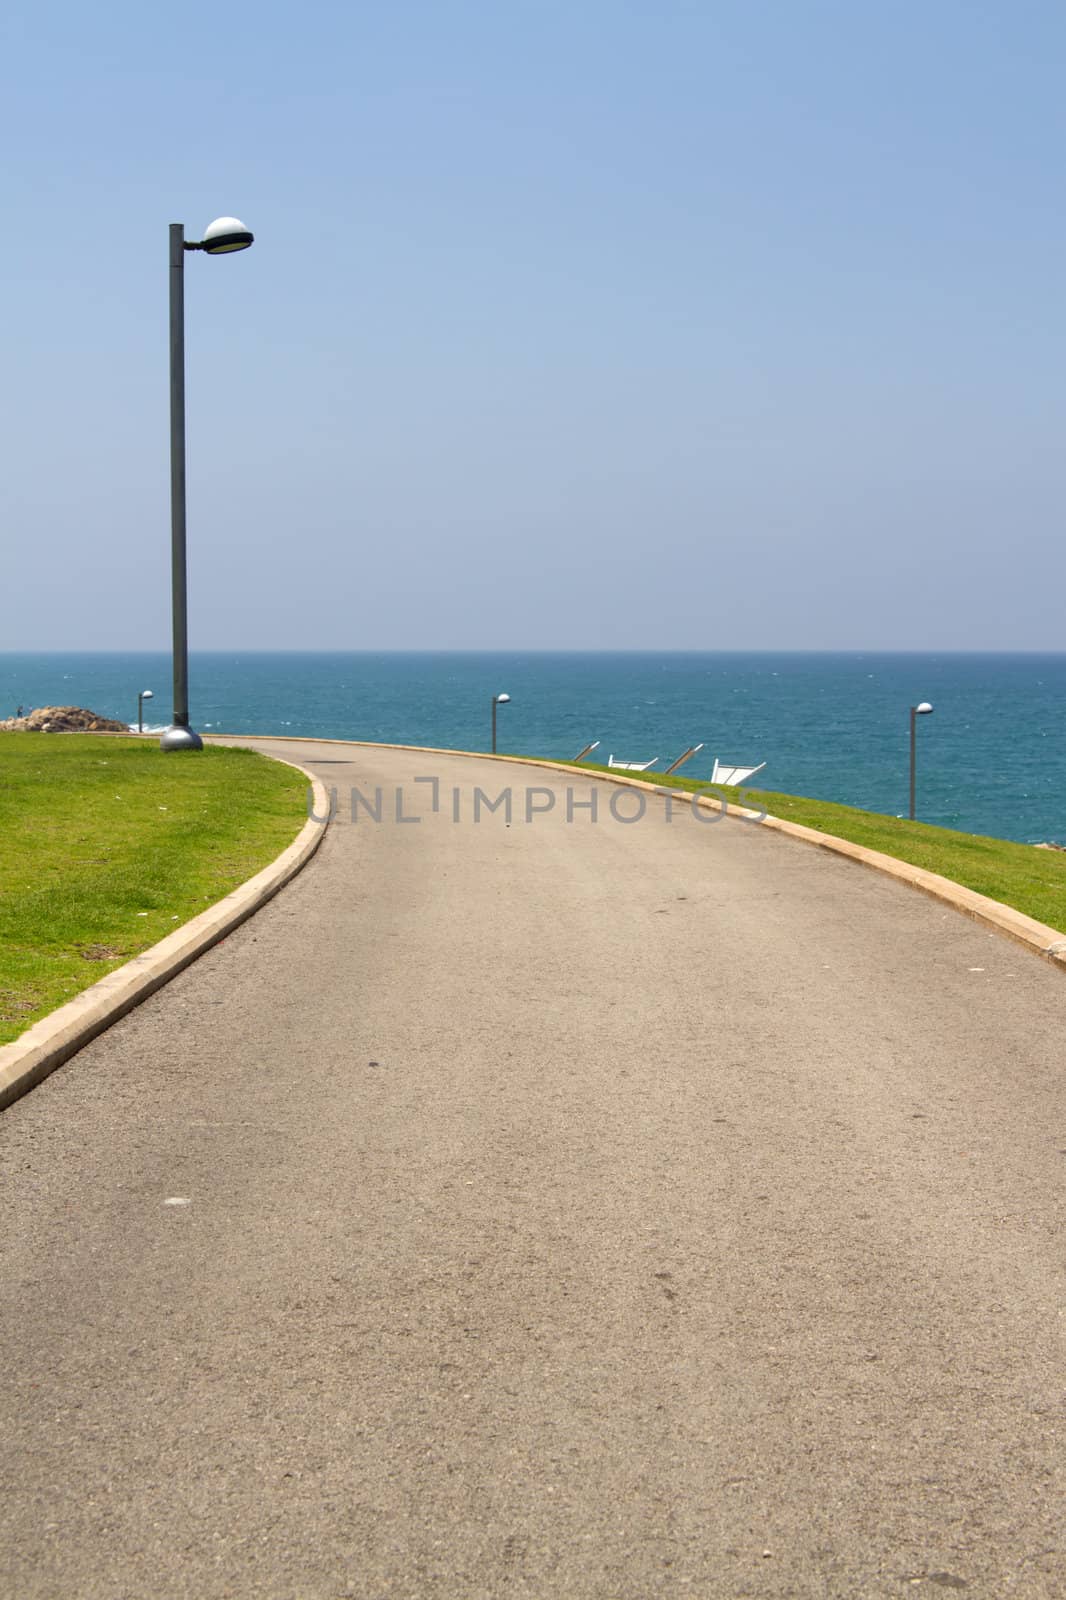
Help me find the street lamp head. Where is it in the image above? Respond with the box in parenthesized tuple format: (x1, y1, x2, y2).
(200, 216, 254, 255)
(142, 689, 154, 700)
(495, 693, 511, 705)
(915, 702, 934, 715)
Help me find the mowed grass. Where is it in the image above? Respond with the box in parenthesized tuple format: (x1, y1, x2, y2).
(551, 760, 1066, 936)
(0, 735, 308, 1045)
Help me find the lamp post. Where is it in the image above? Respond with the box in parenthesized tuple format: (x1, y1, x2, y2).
(161, 216, 254, 752)
(909, 702, 933, 820)
(491, 693, 511, 754)
(138, 689, 154, 733)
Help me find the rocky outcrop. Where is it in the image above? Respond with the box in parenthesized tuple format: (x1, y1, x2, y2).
(0, 705, 132, 734)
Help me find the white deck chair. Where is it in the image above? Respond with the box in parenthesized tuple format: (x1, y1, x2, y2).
(607, 755, 660, 772)
(711, 759, 766, 786)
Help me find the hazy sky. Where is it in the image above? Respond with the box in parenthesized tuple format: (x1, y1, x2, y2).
(2, 1, 1063, 651)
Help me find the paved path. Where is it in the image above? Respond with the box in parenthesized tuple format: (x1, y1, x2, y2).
(2, 741, 1064, 1599)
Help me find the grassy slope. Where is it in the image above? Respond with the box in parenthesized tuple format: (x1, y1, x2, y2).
(0, 735, 307, 1045)
(541, 760, 1066, 936)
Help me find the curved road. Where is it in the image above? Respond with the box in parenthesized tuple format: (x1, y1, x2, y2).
(2, 741, 1064, 1599)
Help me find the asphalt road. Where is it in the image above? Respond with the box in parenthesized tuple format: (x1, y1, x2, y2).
(2, 741, 1064, 1599)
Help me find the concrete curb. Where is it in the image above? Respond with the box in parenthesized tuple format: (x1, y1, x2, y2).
(0, 756, 330, 1114)
(221, 735, 1066, 975)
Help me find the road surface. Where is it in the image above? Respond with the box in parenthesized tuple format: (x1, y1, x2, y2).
(2, 741, 1064, 1598)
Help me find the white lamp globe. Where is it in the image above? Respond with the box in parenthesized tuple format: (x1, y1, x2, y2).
(201, 217, 254, 255)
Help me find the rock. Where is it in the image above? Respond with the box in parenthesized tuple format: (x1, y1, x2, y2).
(0, 705, 132, 734)
(1034, 841, 1066, 852)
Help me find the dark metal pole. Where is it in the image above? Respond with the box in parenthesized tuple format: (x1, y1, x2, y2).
(161, 223, 202, 750)
(909, 705, 917, 820)
(169, 224, 188, 727)
(138, 692, 144, 734)
(492, 697, 497, 754)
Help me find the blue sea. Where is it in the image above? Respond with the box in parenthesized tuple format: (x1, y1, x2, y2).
(2, 652, 1064, 845)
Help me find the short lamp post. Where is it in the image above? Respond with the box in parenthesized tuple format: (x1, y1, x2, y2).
(909, 702, 934, 820)
(138, 689, 154, 733)
(161, 216, 254, 752)
(491, 693, 511, 754)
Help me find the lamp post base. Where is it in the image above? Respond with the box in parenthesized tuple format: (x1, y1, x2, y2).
(160, 724, 204, 752)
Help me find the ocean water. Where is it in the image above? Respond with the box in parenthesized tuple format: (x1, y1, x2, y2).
(1, 651, 1063, 845)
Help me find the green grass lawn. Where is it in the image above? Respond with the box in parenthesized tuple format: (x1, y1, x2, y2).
(0, 735, 308, 1045)
(547, 759, 1066, 936)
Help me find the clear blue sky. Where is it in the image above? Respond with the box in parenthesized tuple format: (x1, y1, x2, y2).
(2, 1, 1063, 650)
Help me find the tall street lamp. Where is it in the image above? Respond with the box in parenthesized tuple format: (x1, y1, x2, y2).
(138, 688, 154, 733)
(161, 216, 254, 752)
(491, 693, 510, 754)
(909, 701, 933, 820)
